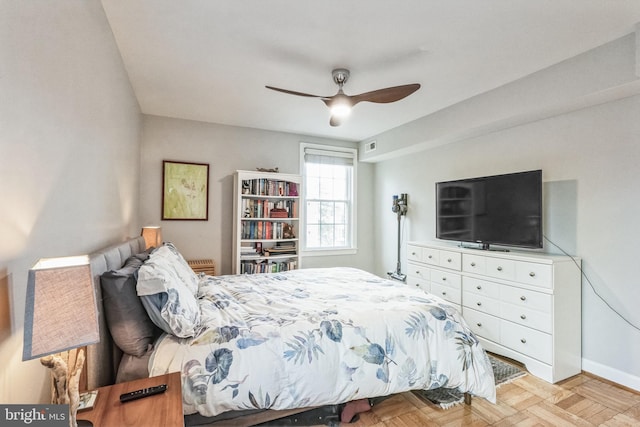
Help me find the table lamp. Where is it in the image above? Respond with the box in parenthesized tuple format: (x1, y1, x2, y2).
(141, 226, 162, 249)
(23, 255, 99, 427)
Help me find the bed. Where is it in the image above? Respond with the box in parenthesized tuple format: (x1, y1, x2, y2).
(85, 237, 496, 425)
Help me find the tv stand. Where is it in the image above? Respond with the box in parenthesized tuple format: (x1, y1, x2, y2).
(406, 241, 581, 384)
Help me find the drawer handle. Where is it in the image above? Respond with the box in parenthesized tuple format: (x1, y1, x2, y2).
(497, 266, 503, 272)
(412, 252, 417, 256)
(470, 262, 476, 267)
(529, 272, 536, 277)
(442, 291, 447, 296)
(447, 258, 452, 263)
(476, 322, 482, 327)
(415, 284, 419, 287)
(520, 338, 527, 344)
(442, 277, 447, 281)
(520, 296, 527, 301)
(476, 285, 482, 290)
(416, 270, 420, 274)
(428, 255, 433, 259)
(476, 302, 482, 306)
(520, 314, 527, 320)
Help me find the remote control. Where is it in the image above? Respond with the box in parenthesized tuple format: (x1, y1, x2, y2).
(119, 384, 167, 403)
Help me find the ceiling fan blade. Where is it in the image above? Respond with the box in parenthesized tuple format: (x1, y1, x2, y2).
(350, 83, 421, 105)
(265, 85, 326, 98)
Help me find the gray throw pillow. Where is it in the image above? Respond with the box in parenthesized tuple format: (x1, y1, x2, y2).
(100, 253, 159, 357)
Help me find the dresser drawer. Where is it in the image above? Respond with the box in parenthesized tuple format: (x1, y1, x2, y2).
(463, 290, 499, 315)
(431, 269, 461, 289)
(439, 250, 461, 270)
(501, 302, 552, 333)
(431, 282, 461, 306)
(462, 253, 486, 275)
(408, 263, 430, 281)
(464, 308, 500, 343)
(462, 277, 500, 299)
(485, 257, 516, 281)
(500, 320, 552, 364)
(500, 286, 551, 313)
(407, 277, 430, 293)
(407, 245, 422, 263)
(515, 262, 553, 289)
(422, 247, 440, 266)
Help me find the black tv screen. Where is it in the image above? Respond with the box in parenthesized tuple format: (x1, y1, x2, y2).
(436, 170, 542, 249)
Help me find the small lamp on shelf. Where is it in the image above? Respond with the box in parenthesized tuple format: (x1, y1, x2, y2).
(141, 226, 162, 249)
(22, 255, 99, 427)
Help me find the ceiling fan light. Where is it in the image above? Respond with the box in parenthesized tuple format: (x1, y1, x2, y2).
(330, 102, 351, 118)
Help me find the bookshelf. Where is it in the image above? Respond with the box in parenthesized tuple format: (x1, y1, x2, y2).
(232, 170, 301, 274)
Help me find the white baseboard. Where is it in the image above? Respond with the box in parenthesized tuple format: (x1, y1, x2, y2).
(582, 358, 640, 392)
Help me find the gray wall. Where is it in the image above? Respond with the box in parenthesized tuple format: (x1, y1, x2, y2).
(139, 115, 375, 275)
(368, 33, 640, 390)
(0, 2, 142, 403)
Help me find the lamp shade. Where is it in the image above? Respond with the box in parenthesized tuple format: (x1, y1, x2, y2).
(141, 226, 162, 249)
(22, 255, 99, 361)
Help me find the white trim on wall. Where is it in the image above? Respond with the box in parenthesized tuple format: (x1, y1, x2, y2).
(583, 358, 640, 392)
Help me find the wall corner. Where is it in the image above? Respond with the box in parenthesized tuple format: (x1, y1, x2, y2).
(635, 22, 640, 78)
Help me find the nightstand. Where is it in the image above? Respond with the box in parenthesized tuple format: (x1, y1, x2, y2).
(77, 372, 184, 427)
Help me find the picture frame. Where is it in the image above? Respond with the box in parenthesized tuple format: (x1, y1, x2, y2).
(162, 160, 209, 220)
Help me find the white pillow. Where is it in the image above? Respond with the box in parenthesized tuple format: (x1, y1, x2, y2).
(137, 243, 201, 338)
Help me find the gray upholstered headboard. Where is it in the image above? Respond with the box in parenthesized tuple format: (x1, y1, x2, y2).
(85, 236, 146, 390)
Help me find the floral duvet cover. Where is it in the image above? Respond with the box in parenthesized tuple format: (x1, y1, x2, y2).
(148, 267, 496, 417)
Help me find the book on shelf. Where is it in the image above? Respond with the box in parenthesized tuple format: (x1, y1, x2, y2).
(269, 208, 289, 218)
(241, 178, 300, 197)
(243, 199, 297, 218)
(241, 242, 264, 258)
(242, 221, 296, 239)
(240, 258, 298, 274)
(263, 241, 296, 256)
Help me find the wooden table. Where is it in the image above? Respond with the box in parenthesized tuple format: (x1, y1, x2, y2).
(77, 372, 183, 427)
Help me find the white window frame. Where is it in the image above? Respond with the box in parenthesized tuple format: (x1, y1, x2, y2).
(299, 143, 357, 256)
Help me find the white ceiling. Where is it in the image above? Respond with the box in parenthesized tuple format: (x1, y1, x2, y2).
(101, 1, 640, 142)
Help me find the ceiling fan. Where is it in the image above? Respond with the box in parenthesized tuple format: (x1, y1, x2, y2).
(266, 69, 420, 127)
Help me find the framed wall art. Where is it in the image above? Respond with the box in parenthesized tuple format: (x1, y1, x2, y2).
(162, 160, 209, 220)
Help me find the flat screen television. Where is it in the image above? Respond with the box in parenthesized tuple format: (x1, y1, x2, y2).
(436, 170, 542, 250)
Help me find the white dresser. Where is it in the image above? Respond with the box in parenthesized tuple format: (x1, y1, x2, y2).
(407, 241, 582, 383)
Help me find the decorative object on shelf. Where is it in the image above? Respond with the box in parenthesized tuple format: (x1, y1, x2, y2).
(388, 193, 408, 282)
(282, 223, 295, 239)
(141, 226, 163, 249)
(22, 255, 100, 427)
(162, 160, 209, 221)
(256, 167, 279, 173)
(269, 208, 289, 218)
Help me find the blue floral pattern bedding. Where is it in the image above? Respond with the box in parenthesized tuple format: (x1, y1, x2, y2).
(148, 267, 496, 417)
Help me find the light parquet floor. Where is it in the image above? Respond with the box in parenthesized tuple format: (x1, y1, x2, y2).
(342, 371, 640, 427)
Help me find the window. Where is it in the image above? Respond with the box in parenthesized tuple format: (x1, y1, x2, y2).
(300, 144, 357, 254)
